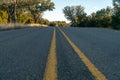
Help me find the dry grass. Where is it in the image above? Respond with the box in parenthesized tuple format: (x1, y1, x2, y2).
(0, 24, 47, 31)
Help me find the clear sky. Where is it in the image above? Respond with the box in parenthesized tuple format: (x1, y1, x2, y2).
(43, 0, 113, 22)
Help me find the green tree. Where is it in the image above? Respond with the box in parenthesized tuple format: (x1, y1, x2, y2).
(43, 19, 50, 25)
(75, 5, 87, 27)
(94, 7, 112, 27)
(0, 9, 8, 24)
(63, 6, 75, 26)
(49, 21, 68, 27)
(17, 13, 34, 24)
(81, 7, 112, 28)
(37, 18, 50, 25)
(26, 0, 55, 23)
(63, 5, 86, 27)
(0, 0, 55, 24)
(112, 0, 120, 29)
(0, 0, 29, 23)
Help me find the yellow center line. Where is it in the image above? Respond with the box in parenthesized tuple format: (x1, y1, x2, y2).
(43, 28, 57, 80)
(58, 28, 107, 80)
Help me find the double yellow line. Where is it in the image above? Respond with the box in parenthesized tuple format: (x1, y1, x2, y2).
(43, 28, 107, 80)
(43, 28, 57, 80)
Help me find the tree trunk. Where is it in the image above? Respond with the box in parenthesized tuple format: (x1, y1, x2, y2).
(7, 14, 11, 23)
(14, 2, 17, 24)
(33, 14, 37, 23)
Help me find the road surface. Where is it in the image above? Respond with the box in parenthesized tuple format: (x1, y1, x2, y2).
(0, 27, 120, 80)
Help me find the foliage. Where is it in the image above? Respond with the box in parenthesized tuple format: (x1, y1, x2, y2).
(112, 0, 120, 29)
(63, 3, 120, 30)
(38, 18, 50, 25)
(90, 7, 112, 27)
(0, 9, 8, 24)
(49, 21, 68, 27)
(17, 13, 34, 24)
(0, 0, 55, 24)
(63, 5, 86, 26)
(26, 0, 55, 23)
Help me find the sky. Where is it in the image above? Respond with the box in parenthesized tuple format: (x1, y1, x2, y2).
(43, 0, 113, 22)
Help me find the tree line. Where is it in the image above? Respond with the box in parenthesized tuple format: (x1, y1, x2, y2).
(63, 0, 120, 30)
(49, 21, 69, 27)
(0, 0, 55, 24)
(0, 0, 69, 27)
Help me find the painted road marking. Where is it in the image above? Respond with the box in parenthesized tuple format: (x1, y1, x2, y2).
(58, 28, 107, 80)
(43, 28, 57, 80)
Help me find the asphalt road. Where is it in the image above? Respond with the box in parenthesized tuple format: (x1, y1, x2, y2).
(0, 27, 120, 80)
(0, 27, 53, 80)
(61, 27, 120, 80)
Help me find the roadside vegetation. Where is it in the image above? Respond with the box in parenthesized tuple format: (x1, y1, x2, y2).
(49, 21, 70, 27)
(0, 0, 119, 30)
(0, 0, 69, 30)
(0, 0, 55, 23)
(63, 0, 120, 30)
(0, 0, 55, 30)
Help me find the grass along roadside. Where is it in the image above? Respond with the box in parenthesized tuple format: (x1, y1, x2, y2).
(0, 24, 48, 31)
